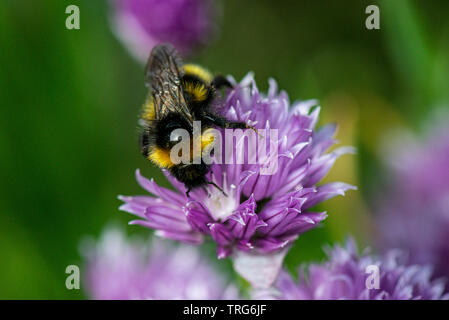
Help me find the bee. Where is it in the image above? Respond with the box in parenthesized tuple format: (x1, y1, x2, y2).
(139, 44, 250, 196)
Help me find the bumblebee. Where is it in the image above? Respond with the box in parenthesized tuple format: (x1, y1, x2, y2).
(139, 44, 249, 196)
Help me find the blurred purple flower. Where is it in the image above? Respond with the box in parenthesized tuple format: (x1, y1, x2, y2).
(119, 74, 355, 287)
(110, 0, 218, 62)
(254, 239, 448, 300)
(82, 227, 238, 300)
(377, 119, 449, 283)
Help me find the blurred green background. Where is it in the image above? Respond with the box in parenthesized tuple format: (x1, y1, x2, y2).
(1, 0, 448, 298)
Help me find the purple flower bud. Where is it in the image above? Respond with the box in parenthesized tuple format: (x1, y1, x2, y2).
(110, 0, 219, 62)
(81, 227, 238, 299)
(254, 239, 448, 300)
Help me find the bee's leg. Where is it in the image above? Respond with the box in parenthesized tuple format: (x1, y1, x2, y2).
(227, 122, 256, 131)
(211, 75, 232, 90)
(207, 181, 228, 197)
(186, 187, 192, 198)
(214, 116, 259, 134)
(204, 113, 249, 130)
(204, 113, 260, 138)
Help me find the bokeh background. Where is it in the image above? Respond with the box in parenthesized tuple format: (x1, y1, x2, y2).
(1, 0, 448, 298)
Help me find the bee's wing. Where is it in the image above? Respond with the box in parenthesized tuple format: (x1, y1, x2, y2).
(145, 44, 193, 122)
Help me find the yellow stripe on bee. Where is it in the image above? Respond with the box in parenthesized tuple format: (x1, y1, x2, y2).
(141, 97, 155, 121)
(192, 130, 216, 163)
(201, 130, 215, 151)
(148, 131, 215, 168)
(183, 81, 209, 102)
(184, 64, 213, 83)
(148, 147, 174, 168)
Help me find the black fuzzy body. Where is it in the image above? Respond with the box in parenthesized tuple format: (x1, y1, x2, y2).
(139, 44, 250, 196)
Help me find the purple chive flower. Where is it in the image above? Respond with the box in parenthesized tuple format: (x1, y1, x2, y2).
(110, 0, 218, 62)
(254, 239, 448, 300)
(119, 74, 355, 287)
(81, 227, 238, 300)
(377, 118, 449, 283)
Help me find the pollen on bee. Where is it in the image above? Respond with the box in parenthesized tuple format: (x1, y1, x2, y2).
(183, 81, 208, 102)
(148, 147, 174, 168)
(201, 130, 215, 151)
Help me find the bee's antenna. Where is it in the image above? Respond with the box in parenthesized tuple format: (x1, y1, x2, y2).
(202, 186, 211, 198)
(207, 181, 228, 197)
